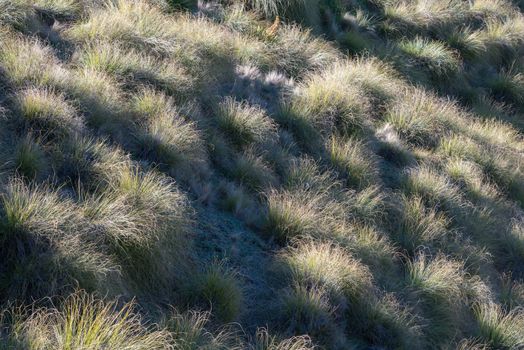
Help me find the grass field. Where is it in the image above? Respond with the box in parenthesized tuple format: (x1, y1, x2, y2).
(0, 0, 523, 348)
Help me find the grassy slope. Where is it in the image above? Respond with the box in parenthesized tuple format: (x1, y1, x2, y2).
(0, 0, 524, 349)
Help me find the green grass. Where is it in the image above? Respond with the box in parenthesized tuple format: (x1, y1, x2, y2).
(0, 0, 524, 348)
(279, 240, 372, 301)
(12, 136, 46, 179)
(15, 87, 83, 139)
(406, 253, 466, 302)
(216, 97, 276, 148)
(278, 285, 338, 346)
(186, 262, 243, 323)
(394, 195, 450, 253)
(328, 136, 378, 189)
(1, 291, 172, 350)
(384, 88, 460, 147)
(474, 302, 524, 348)
(397, 37, 460, 80)
(131, 89, 206, 170)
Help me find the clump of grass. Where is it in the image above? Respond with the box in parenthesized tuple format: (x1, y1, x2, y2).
(346, 292, 422, 349)
(501, 272, 524, 309)
(0, 178, 112, 299)
(229, 149, 278, 191)
(0, 0, 32, 29)
(32, 0, 84, 20)
(446, 28, 486, 60)
(272, 25, 339, 76)
(265, 188, 340, 242)
(0, 178, 77, 237)
(474, 302, 524, 349)
(283, 157, 333, 191)
(445, 159, 500, 202)
(279, 240, 373, 302)
(480, 17, 524, 63)
(2, 291, 172, 349)
(384, 88, 459, 147)
(77, 42, 192, 97)
(395, 195, 450, 253)
(406, 253, 466, 302)
(278, 285, 338, 347)
(0, 36, 67, 88)
(166, 309, 241, 349)
(469, 0, 518, 19)
(65, 68, 123, 128)
(15, 87, 83, 139)
(290, 62, 371, 136)
(348, 185, 386, 224)
(216, 97, 276, 148)
(83, 164, 192, 291)
(487, 68, 524, 107)
(59, 137, 129, 190)
(218, 181, 260, 223)
(402, 166, 463, 211)
(329, 136, 378, 189)
(12, 135, 46, 180)
(131, 89, 206, 170)
(333, 224, 397, 276)
(438, 135, 483, 162)
(249, 328, 313, 350)
(66, 0, 177, 52)
(499, 222, 524, 275)
(380, 0, 467, 34)
(375, 123, 415, 166)
(330, 58, 402, 105)
(397, 37, 460, 80)
(187, 262, 243, 323)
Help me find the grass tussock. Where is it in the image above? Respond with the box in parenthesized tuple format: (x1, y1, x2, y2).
(186, 262, 243, 323)
(1, 291, 172, 350)
(474, 302, 524, 349)
(384, 88, 460, 147)
(328, 136, 378, 189)
(279, 240, 373, 301)
(15, 87, 84, 139)
(131, 89, 206, 170)
(216, 97, 276, 148)
(395, 195, 450, 253)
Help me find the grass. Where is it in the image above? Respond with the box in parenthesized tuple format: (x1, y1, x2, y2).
(394, 194, 450, 253)
(278, 285, 338, 346)
(487, 67, 524, 106)
(402, 166, 463, 212)
(0, 36, 67, 88)
(186, 262, 243, 323)
(290, 61, 372, 136)
(1, 291, 172, 350)
(406, 253, 466, 302)
(272, 25, 339, 76)
(384, 88, 459, 147)
(328, 136, 378, 189)
(397, 37, 460, 80)
(265, 187, 344, 242)
(77, 42, 192, 97)
(15, 87, 83, 139)
(229, 149, 278, 191)
(474, 302, 524, 348)
(279, 240, 372, 301)
(216, 97, 276, 148)
(0, 178, 76, 236)
(0, 0, 524, 348)
(131, 89, 205, 170)
(12, 135, 46, 179)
